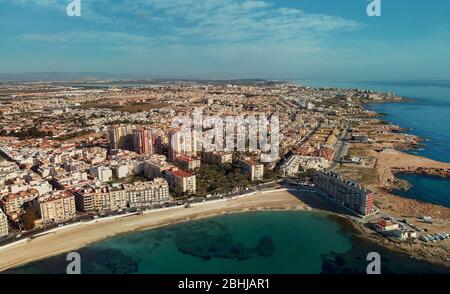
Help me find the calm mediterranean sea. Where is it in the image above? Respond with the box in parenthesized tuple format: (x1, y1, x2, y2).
(4, 211, 449, 274)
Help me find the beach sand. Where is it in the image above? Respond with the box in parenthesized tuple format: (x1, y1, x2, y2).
(376, 149, 450, 185)
(0, 190, 307, 272)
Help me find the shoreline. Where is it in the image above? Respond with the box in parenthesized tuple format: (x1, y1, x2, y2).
(335, 96, 450, 266)
(0, 190, 310, 272)
(2, 187, 449, 272)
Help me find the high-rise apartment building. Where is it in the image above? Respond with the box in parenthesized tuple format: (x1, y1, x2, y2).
(132, 128, 153, 155)
(168, 130, 197, 161)
(313, 172, 375, 216)
(108, 125, 133, 150)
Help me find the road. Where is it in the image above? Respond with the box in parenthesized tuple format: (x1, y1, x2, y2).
(329, 127, 350, 170)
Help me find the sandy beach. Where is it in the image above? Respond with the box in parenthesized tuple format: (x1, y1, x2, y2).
(376, 149, 450, 185)
(0, 190, 308, 272)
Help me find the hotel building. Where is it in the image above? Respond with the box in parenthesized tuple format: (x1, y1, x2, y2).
(313, 172, 375, 216)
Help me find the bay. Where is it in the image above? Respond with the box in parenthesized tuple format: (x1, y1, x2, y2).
(5, 211, 449, 274)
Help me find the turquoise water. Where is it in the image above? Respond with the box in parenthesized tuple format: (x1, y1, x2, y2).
(299, 80, 450, 209)
(5, 211, 449, 274)
(393, 173, 450, 208)
(5, 212, 352, 274)
(298, 80, 450, 163)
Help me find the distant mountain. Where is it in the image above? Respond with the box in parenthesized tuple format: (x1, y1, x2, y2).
(0, 72, 147, 82)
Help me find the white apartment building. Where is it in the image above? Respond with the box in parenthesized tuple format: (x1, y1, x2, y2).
(0, 209, 8, 238)
(111, 163, 129, 179)
(125, 178, 170, 208)
(239, 158, 264, 181)
(89, 165, 113, 183)
(37, 191, 76, 224)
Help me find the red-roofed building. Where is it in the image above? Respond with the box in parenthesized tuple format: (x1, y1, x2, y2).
(164, 167, 196, 195)
(0, 189, 39, 220)
(175, 155, 201, 170)
(375, 220, 399, 232)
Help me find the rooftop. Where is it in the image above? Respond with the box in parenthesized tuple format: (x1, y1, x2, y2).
(166, 168, 193, 178)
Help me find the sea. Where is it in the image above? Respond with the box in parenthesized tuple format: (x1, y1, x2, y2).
(299, 80, 450, 209)
(4, 211, 450, 274)
(4, 79, 450, 274)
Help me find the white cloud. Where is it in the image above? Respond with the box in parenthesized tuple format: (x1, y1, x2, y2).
(122, 0, 362, 43)
(9, 0, 362, 44)
(8, 0, 364, 79)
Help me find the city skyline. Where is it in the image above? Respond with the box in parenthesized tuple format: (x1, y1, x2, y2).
(1, 0, 450, 80)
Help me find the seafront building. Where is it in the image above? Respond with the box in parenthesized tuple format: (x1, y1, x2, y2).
(0, 209, 8, 238)
(125, 178, 169, 208)
(36, 191, 76, 223)
(239, 158, 264, 181)
(73, 185, 108, 212)
(313, 172, 375, 216)
(73, 178, 170, 212)
(0, 188, 39, 220)
(164, 167, 196, 195)
(280, 154, 301, 177)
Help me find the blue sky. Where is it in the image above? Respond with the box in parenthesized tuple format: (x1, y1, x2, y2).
(0, 0, 449, 80)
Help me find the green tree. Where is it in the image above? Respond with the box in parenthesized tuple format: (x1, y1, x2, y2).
(21, 205, 37, 230)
